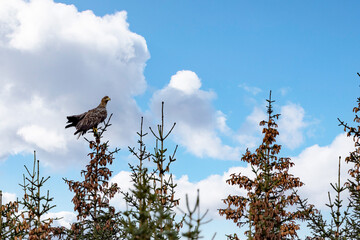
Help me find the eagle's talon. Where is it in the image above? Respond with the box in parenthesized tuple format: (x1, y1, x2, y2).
(93, 127, 99, 136)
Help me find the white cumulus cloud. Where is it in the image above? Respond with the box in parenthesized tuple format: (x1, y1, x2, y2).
(0, 0, 149, 167)
(44, 211, 77, 229)
(2, 192, 17, 204)
(174, 166, 255, 219)
(109, 170, 132, 210)
(17, 124, 66, 152)
(236, 102, 311, 151)
(291, 133, 355, 209)
(278, 103, 307, 149)
(236, 106, 267, 150)
(168, 70, 202, 94)
(150, 70, 240, 160)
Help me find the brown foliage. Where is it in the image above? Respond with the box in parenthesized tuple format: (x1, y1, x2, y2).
(219, 92, 308, 239)
(337, 77, 360, 238)
(62, 115, 122, 239)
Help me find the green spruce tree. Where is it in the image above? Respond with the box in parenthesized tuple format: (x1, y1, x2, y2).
(297, 157, 349, 240)
(120, 102, 182, 240)
(298, 73, 360, 239)
(1, 151, 59, 240)
(179, 190, 215, 240)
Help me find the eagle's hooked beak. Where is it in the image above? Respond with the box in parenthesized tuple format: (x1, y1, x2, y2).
(103, 96, 111, 103)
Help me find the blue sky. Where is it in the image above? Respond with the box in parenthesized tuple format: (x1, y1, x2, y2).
(0, 0, 359, 238)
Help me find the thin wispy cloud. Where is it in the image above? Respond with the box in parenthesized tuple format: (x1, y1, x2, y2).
(238, 83, 262, 95)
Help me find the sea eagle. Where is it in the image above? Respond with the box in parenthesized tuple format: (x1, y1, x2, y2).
(66, 96, 111, 138)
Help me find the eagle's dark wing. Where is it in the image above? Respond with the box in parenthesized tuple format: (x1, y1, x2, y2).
(74, 106, 107, 136)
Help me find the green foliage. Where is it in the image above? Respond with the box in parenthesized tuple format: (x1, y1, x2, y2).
(120, 103, 214, 240)
(179, 190, 215, 240)
(1, 151, 59, 240)
(297, 157, 350, 240)
(18, 151, 59, 239)
(149, 102, 183, 233)
(297, 73, 360, 239)
(120, 103, 182, 239)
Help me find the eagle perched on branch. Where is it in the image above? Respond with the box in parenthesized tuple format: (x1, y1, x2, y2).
(66, 96, 111, 138)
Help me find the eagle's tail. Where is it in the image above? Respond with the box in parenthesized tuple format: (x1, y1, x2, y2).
(65, 114, 84, 129)
(65, 116, 76, 128)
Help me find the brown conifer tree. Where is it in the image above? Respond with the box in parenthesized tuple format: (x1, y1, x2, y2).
(219, 92, 307, 239)
(62, 115, 122, 239)
(0, 191, 24, 239)
(337, 74, 360, 238)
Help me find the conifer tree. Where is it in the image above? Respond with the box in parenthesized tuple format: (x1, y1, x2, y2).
(120, 116, 179, 239)
(1, 151, 59, 240)
(149, 102, 182, 235)
(62, 115, 122, 239)
(297, 157, 349, 239)
(0, 190, 24, 239)
(297, 75, 360, 239)
(120, 102, 182, 239)
(219, 92, 308, 239)
(337, 75, 360, 238)
(120, 116, 153, 239)
(180, 190, 215, 240)
(18, 151, 59, 239)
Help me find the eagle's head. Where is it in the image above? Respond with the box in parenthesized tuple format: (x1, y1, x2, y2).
(100, 96, 111, 107)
